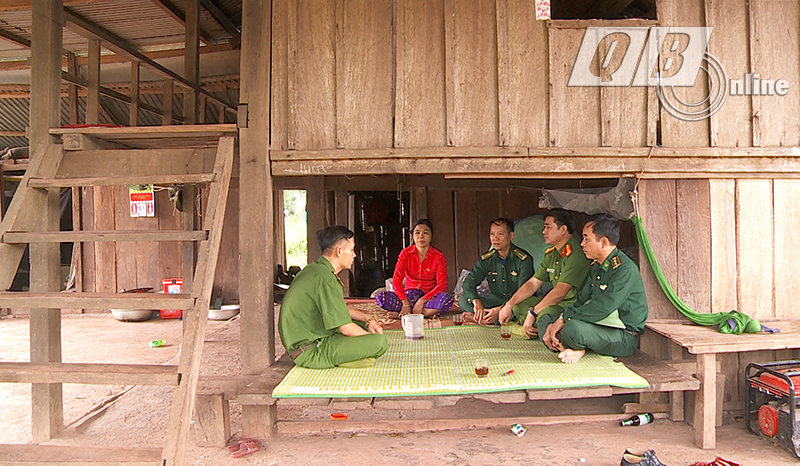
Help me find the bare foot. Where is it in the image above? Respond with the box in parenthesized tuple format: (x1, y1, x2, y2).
(387, 311, 401, 320)
(558, 348, 586, 364)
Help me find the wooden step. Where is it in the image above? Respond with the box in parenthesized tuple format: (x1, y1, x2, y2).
(27, 173, 215, 188)
(0, 362, 179, 386)
(3, 230, 208, 243)
(0, 292, 195, 310)
(0, 444, 162, 465)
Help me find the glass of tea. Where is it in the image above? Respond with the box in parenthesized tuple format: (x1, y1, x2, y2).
(452, 313, 464, 325)
(500, 324, 512, 339)
(474, 358, 489, 378)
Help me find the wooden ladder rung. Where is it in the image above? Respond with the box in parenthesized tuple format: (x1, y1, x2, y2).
(0, 292, 195, 310)
(3, 230, 208, 243)
(28, 173, 215, 188)
(0, 444, 163, 465)
(0, 362, 179, 386)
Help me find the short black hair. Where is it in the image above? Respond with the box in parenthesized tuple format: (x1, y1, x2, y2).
(490, 217, 515, 233)
(317, 225, 354, 255)
(584, 213, 620, 246)
(546, 209, 576, 234)
(412, 218, 434, 235)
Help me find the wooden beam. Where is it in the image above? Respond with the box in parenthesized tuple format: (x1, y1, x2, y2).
(0, 26, 31, 48)
(0, 445, 162, 465)
(3, 230, 208, 243)
(50, 123, 236, 138)
(0, 362, 179, 385)
(29, 0, 64, 444)
(130, 62, 139, 126)
(0, 291, 195, 309)
(28, 173, 215, 188)
(269, 146, 800, 178)
(200, 0, 241, 48)
(162, 79, 174, 125)
(184, 0, 200, 125)
(63, 7, 236, 111)
(86, 38, 100, 125)
(67, 52, 79, 125)
(150, 0, 215, 45)
(278, 412, 669, 435)
(0, 131, 26, 137)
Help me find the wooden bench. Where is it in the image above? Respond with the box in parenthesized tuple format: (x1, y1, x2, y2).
(646, 319, 800, 450)
(193, 350, 697, 442)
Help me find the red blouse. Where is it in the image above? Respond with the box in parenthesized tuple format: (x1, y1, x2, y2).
(392, 244, 449, 302)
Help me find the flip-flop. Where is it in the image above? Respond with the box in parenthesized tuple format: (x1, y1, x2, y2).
(689, 458, 741, 466)
(230, 439, 259, 458)
(225, 438, 256, 452)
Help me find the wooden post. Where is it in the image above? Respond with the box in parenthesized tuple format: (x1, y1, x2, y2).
(239, 0, 274, 379)
(184, 0, 200, 125)
(86, 39, 100, 125)
(129, 62, 139, 126)
(162, 79, 174, 125)
(29, 0, 64, 443)
(694, 353, 717, 449)
(67, 52, 78, 125)
(199, 96, 207, 124)
(306, 177, 325, 265)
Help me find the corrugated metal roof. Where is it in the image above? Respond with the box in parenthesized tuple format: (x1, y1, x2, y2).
(0, 0, 241, 61)
(0, 85, 239, 149)
(0, 98, 29, 149)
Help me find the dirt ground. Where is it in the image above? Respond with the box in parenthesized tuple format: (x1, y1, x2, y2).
(1, 313, 798, 466)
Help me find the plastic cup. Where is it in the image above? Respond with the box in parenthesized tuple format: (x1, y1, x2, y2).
(474, 358, 489, 378)
(500, 324, 512, 339)
(452, 313, 463, 325)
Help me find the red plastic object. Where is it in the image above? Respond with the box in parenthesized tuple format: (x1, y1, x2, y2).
(758, 404, 779, 437)
(759, 370, 800, 394)
(331, 413, 348, 420)
(160, 279, 183, 319)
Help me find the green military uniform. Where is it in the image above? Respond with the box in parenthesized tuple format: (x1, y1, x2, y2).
(458, 243, 535, 322)
(537, 247, 648, 358)
(278, 256, 388, 369)
(524, 235, 591, 335)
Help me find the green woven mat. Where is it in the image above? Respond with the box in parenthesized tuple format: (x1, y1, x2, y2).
(272, 326, 649, 398)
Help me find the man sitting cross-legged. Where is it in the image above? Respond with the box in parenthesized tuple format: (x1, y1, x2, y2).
(535, 214, 648, 364)
(278, 225, 388, 369)
(497, 209, 590, 339)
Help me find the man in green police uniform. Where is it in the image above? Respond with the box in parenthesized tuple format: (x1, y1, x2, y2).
(458, 218, 535, 325)
(497, 210, 590, 339)
(278, 225, 388, 369)
(535, 214, 648, 364)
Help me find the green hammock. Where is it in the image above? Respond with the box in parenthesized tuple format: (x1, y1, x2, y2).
(632, 216, 762, 334)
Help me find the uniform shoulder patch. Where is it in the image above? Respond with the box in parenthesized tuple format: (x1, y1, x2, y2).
(611, 256, 622, 270)
(481, 250, 496, 261)
(513, 249, 529, 261)
(545, 246, 556, 254)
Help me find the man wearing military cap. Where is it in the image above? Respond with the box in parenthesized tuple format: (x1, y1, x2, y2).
(458, 218, 535, 325)
(498, 209, 591, 339)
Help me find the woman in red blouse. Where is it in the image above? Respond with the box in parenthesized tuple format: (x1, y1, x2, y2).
(375, 219, 453, 317)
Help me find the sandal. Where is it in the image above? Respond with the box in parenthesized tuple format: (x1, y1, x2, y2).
(230, 439, 260, 458)
(225, 438, 255, 452)
(689, 458, 740, 466)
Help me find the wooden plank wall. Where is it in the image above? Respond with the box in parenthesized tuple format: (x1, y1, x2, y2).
(75, 185, 240, 302)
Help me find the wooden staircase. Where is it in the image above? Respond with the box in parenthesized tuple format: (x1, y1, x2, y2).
(0, 124, 237, 465)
